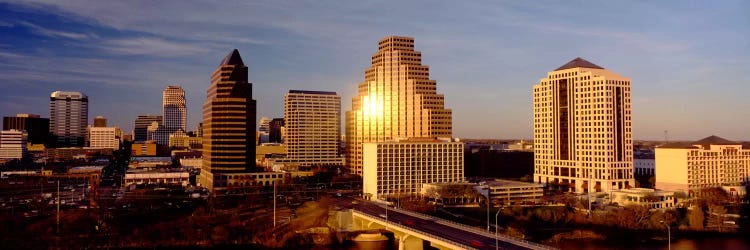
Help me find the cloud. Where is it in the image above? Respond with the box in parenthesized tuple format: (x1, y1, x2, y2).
(17, 20, 91, 40)
(101, 37, 211, 57)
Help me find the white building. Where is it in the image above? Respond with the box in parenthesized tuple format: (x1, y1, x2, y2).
(124, 169, 190, 186)
(634, 158, 655, 176)
(88, 127, 119, 149)
(0, 130, 27, 159)
(611, 188, 675, 209)
(533, 58, 634, 193)
(478, 179, 544, 205)
(278, 90, 343, 166)
(656, 135, 750, 194)
(363, 138, 463, 201)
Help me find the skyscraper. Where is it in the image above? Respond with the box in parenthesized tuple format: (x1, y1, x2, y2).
(3, 114, 49, 145)
(269, 118, 284, 143)
(346, 36, 452, 175)
(163, 85, 187, 131)
(532, 58, 634, 193)
(93, 116, 107, 127)
(133, 115, 162, 142)
(282, 90, 342, 166)
(200, 49, 257, 192)
(50, 91, 88, 147)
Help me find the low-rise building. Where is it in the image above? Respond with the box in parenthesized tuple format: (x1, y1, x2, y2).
(477, 179, 544, 205)
(169, 133, 202, 149)
(45, 147, 113, 161)
(656, 135, 750, 195)
(128, 157, 172, 169)
(88, 126, 120, 149)
(363, 138, 464, 201)
(611, 188, 675, 209)
(131, 141, 157, 156)
(124, 169, 190, 186)
(634, 158, 655, 176)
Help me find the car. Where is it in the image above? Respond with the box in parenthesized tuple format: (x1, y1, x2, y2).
(378, 214, 387, 218)
(470, 240, 485, 248)
(404, 219, 416, 226)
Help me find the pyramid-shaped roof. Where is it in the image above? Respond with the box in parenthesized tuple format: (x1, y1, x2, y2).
(694, 135, 736, 146)
(555, 57, 604, 71)
(220, 49, 244, 66)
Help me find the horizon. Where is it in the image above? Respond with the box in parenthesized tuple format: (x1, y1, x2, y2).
(1, 1, 748, 141)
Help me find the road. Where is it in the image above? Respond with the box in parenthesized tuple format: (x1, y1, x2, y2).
(347, 200, 545, 250)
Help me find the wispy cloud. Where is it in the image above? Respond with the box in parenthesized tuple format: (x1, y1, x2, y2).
(17, 20, 91, 40)
(101, 37, 211, 57)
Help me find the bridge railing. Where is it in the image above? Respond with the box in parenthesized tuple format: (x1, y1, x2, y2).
(385, 206, 557, 250)
(352, 210, 475, 250)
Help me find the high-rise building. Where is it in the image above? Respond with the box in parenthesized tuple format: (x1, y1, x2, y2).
(281, 90, 342, 166)
(0, 130, 27, 160)
(532, 58, 634, 193)
(134, 115, 162, 142)
(88, 127, 119, 149)
(3, 113, 49, 145)
(346, 36, 453, 175)
(269, 118, 284, 143)
(258, 117, 272, 133)
(93, 116, 107, 127)
(163, 86, 187, 131)
(656, 135, 750, 195)
(199, 49, 257, 192)
(50, 91, 88, 147)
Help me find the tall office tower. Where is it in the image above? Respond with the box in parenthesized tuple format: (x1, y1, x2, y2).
(346, 36, 453, 175)
(134, 115, 162, 142)
(163, 85, 187, 131)
(533, 58, 634, 193)
(269, 118, 284, 143)
(200, 49, 257, 192)
(0, 130, 27, 159)
(3, 114, 49, 145)
(93, 116, 107, 127)
(50, 91, 88, 147)
(283, 90, 342, 166)
(195, 123, 203, 138)
(258, 117, 272, 133)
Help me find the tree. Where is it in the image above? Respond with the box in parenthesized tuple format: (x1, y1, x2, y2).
(707, 205, 728, 231)
(688, 206, 705, 230)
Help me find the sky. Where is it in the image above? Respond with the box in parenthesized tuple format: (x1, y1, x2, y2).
(0, 1, 748, 141)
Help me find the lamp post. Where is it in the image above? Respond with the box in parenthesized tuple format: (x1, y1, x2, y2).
(495, 207, 504, 250)
(660, 220, 670, 250)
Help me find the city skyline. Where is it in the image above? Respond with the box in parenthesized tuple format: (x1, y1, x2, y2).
(1, 1, 749, 140)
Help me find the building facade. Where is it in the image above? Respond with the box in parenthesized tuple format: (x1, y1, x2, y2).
(362, 138, 463, 200)
(474, 179, 544, 205)
(3, 114, 49, 145)
(611, 188, 675, 209)
(269, 118, 284, 143)
(131, 142, 157, 156)
(199, 49, 257, 192)
(0, 130, 27, 159)
(163, 85, 187, 132)
(634, 158, 655, 176)
(281, 90, 342, 166)
(655, 136, 750, 193)
(346, 36, 453, 175)
(88, 127, 119, 149)
(50, 91, 88, 147)
(533, 58, 634, 193)
(134, 115, 162, 142)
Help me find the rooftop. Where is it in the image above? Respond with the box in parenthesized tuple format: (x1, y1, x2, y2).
(220, 49, 244, 66)
(555, 57, 604, 71)
(289, 90, 338, 95)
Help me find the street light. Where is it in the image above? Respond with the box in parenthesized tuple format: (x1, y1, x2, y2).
(495, 207, 504, 250)
(660, 220, 670, 250)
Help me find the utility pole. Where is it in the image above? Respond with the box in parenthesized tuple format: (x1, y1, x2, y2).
(56, 180, 60, 234)
(273, 180, 277, 227)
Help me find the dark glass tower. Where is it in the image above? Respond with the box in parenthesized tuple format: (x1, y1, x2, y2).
(200, 49, 257, 191)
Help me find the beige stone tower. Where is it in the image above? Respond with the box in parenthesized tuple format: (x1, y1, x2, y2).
(533, 58, 634, 193)
(346, 36, 452, 175)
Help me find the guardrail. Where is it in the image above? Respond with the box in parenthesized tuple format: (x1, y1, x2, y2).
(352, 210, 475, 250)
(380, 205, 557, 250)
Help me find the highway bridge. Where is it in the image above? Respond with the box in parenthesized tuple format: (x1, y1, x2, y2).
(338, 200, 554, 250)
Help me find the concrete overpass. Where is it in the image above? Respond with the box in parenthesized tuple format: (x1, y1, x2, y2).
(339, 201, 554, 250)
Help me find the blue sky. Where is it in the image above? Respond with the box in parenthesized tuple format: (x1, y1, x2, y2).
(0, 1, 748, 140)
